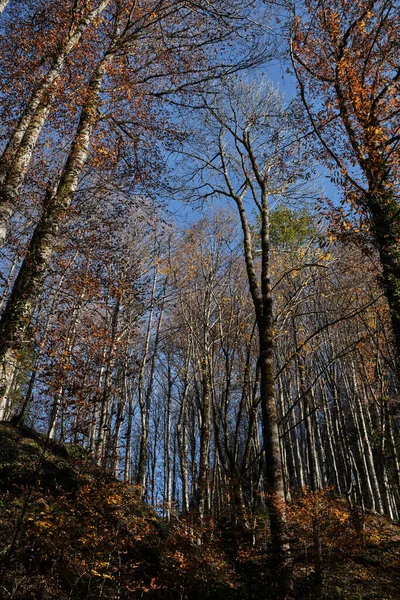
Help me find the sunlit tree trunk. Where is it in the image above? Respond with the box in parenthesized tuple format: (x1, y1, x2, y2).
(0, 53, 110, 401)
(0, 354, 17, 421)
(0, 0, 111, 246)
(0, 0, 9, 16)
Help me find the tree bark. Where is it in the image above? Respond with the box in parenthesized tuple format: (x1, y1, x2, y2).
(0, 0, 111, 246)
(95, 298, 120, 464)
(0, 55, 110, 400)
(0, 352, 17, 420)
(233, 187, 292, 596)
(367, 188, 400, 363)
(136, 267, 158, 494)
(0, 0, 9, 16)
(197, 354, 211, 522)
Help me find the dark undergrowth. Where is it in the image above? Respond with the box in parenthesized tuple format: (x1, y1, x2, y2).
(0, 422, 399, 600)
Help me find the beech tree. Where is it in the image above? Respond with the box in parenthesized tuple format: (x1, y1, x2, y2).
(177, 77, 316, 596)
(0, 4, 399, 597)
(0, 0, 9, 16)
(291, 0, 400, 360)
(0, 0, 113, 246)
(0, 8, 122, 403)
(0, 0, 264, 405)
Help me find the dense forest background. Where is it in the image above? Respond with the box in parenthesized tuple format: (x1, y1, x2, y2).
(0, 1, 399, 599)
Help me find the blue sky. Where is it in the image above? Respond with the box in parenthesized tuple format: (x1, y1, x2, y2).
(167, 59, 341, 229)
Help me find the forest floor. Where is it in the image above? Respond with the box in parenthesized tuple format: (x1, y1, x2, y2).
(0, 422, 399, 600)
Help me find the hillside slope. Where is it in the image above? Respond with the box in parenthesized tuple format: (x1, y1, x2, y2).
(0, 422, 399, 600)
(0, 423, 245, 600)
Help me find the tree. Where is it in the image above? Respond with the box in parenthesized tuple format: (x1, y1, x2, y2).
(178, 77, 315, 597)
(291, 0, 400, 360)
(0, 0, 265, 247)
(0, 0, 264, 406)
(0, 0, 9, 16)
(0, 0, 113, 246)
(0, 13, 120, 402)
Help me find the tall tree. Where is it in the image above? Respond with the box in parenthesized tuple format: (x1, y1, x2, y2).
(0, 0, 9, 16)
(291, 0, 400, 360)
(0, 0, 112, 246)
(0, 19, 119, 401)
(179, 77, 314, 597)
(0, 0, 262, 404)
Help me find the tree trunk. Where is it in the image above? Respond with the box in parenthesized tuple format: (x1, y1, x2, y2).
(0, 0, 111, 246)
(123, 394, 134, 483)
(258, 322, 292, 590)
(177, 346, 191, 514)
(136, 267, 158, 494)
(112, 390, 126, 478)
(197, 354, 211, 522)
(234, 189, 292, 596)
(367, 188, 400, 364)
(0, 352, 17, 420)
(0, 55, 109, 399)
(258, 199, 292, 594)
(0, 0, 9, 16)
